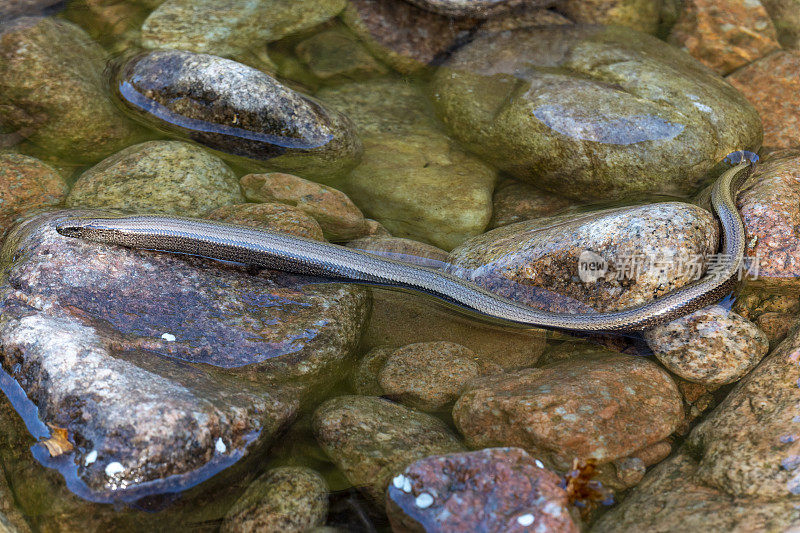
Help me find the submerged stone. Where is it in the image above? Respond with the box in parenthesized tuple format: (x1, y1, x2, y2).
(431, 25, 762, 200)
(110, 50, 361, 180)
(0, 209, 370, 501)
(403, 0, 556, 18)
(0, 153, 68, 234)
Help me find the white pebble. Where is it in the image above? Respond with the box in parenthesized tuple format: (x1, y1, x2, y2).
(403, 478, 412, 493)
(415, 493, 434, 509)
(534, 459, 545, 469)
(517, 514, 535, 527)
(84, 450, 98, 466)
(161, 333, 176, 342)
(215, 438, 227, 454)
(393, 474, 406, 489)
(105, 462, 125, 476)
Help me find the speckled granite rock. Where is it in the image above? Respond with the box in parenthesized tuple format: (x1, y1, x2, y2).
(241, 173, 367, 241)
(685, 321, 800, 500)
(66, 141, 244, 217)
(313, 396, 465, 503)
(350, 346, 395, 395)
(0, 153, 67, 233)
(387, 448, 578, 533)
(453, 354, 683, 470)
(403, 0, 556, 18)
(431, 25, 762, 201)
(205, 203, 326, 242)
(0, 17, 144, 164)
(111, 51, 361, 180)
(591, 452, 800, 532)
(345, 236, 450, 269)
(141, 0, 346, 58)
(489, 180, 573, 229)
(669, 0, 780, 75)
(735, 150, 800, 288)
(295, 27, 388, 84)
(556, 0, 662, 33)
(447, 203, 717, 313)
(319, 79, 495, 250)
(644, 305, 769, 385)
(221, 467, 328, 533)
(728, 54, 800, 150)
(342, 0, 476, 74)
(762, 0, 800, 49)
(379, 342, 497, 411)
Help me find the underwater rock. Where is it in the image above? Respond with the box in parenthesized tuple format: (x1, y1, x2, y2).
(111, 50, 361, 180)
(0, 153, 68, 234)
(431, 25, 762, 201)
(294, 27, 388, 84)
(447, 203, 717, 313)
(345, 236, 450, 269)
(555, 0, 666, 34)
(591, 453, 800, 532)
(342, 0, 476, 74)
(66, 141, 243, 217)
(727, 52, 800, 150)
(734, 287, 800, 347)
(318, 78, 495, 250)
(313, 396, 465, 504)
(221, 467, 328, 533)
(644, 305, 769, 385)
(350, 346, 395, 396)
(386, 448, 578, 533)
(761, 0, 800, 49)
(453, 354, 684, 470)
(0, 0, 64, 20)
(140, 0, 346, 58)
(686, 321, 800, 500)
(668, 0, 780, 75)
(241, 173, 367, 242)
(205, 203, 326, 242)
(0, 209, 370, 500)
(0, 17, 144, 164)
(477, 5, 571, 32)
(489, 180, 573, 229)
(402, 0, 556, 18)
(378, 342, 497, 411)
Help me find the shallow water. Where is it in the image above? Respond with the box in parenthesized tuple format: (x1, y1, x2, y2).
(0, 0, 798, 531)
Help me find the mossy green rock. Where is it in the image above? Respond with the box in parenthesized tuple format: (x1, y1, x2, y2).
(319, 78, 496, 250)
(430, 25, 762, 201)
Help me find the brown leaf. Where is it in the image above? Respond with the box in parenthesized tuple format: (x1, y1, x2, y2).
(40, 423, 74, 457)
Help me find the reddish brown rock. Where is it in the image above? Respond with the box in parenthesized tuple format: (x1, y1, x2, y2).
(453, 354, 684, 469)
(379, 341, 498, 411)
(341, 0, 476, 74)
(728, 52, 800, 149)
(205, 202, 325, 241)
(345, 236, 449, 269)
(734, 286, 800, 346)
(489, 180, 574, 229)
(240, 173, 366, 241)
(386, 448, 579, 533)
(0, 153, 67, 233)
(669, 0, 780, 74)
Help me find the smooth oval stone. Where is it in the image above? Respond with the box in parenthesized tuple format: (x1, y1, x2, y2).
(110, 50, 361, 181)
(431, 25, 762, 200)
(403, 0, 555, 17)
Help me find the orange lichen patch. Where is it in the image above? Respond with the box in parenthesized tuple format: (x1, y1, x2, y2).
(563, 458, 614, 517)
(40, 423, 74, 457)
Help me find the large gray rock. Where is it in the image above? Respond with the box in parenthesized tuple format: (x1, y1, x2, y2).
(0, 17, 144, 164)
(431, 25, 762, 200)
(0, 209, 370, 501)
(111, 51, 361, 181)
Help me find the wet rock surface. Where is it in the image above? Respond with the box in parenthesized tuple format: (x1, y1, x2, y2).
(141, 0, 346, 58)
(644, 305, 769, 385)
(431, 25, 762, 201)
(313, 396, 466, 503)
(0, 17, 144, 164)
(294, 27, 388, 84)
(448, 203, 718, 313)
(205, 203, 326, 241)
(403, 0, 555, 18)
(221, 466, 328, 533)
(0, 0, 64, 20)
(241, 173, 367, 241)
(386, 448, 579, 533)
(0, 208, 372, 499)
(489, 180, 573, 229)
(379, 342, 497, 411)
(346, 236, 450, 269)
(453, 354, 684, 470)
(728, 52, 800, 150)
(668, 0, 780, 74)
(349, 346, 395, 396)
(555, 0, 663, 34)
(111, 50, 361, 180)
(66, 141, 243, 217)
(319, 78, 495, 250)
(762, 0, 800, 49)
(342, 0, 476, 74)
(0, 153, 67, 233)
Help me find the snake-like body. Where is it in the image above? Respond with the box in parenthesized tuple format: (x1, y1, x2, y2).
(55, 159, 755, 333)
